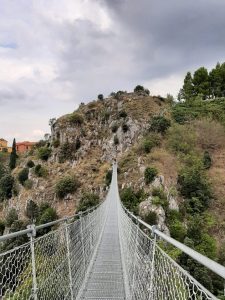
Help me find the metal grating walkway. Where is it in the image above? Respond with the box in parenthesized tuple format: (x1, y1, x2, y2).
(80, 165, 126, 300)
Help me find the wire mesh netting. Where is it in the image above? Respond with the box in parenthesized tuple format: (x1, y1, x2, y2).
(118, 205, 218, 300)
(0, 201, 107, 300)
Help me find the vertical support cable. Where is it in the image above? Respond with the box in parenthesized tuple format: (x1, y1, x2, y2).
(27, 225, 38, 300)
(65, 222, 74, 300)
(148, 226, 157, 300)
(131, 218, 139, 299)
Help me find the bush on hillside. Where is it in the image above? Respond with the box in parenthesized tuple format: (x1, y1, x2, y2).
(37, 147, 51, 161)
(0, 174, 14, 200)
(169, 220, 186, 242)
(120, 187, 145, 213)
(177, 165, 211, 210)
(69, 113, 84, 125)
(6, 208, 18, 227)
(52, 139, 60, 148)
(144, 211, 158, 225)
(77, 193, 100, 212)
(18, 168, 29, 185)
(27, 160, 35, 168)
(55, 176, 80, 199)
(134, 85, 145, 93)
(144, 167, 158, 184)
(167, 124, 196, 155)
(150, 116, 171, 134)
(37, 207, 58, 225)
(34, 164, 48, 177)
(118, 110, 127, 118)
(140, 134, 160, 154)
(24, 179, 33, 190)
(203, 151, 212, 169)
(58, 141, 78, 162)
(25, 200, 39, 221)
(98, 94, 104, 100)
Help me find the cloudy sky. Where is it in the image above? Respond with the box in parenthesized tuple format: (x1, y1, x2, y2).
(0, 0, 225, 145)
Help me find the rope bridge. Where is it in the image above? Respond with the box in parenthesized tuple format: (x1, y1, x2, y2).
(0, 163, 224, 299)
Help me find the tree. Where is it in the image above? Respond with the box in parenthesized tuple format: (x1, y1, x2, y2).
(25, 199, 39, 221)
(150, 116, 171, 133)
(181, 72, 194, 100)
(193, 67, 209, 99)
(9, 138, 17, 170)
(0, 174, 14, 200)
(18, 168, 29, 185)
(98, 94, 104, 100)
(5, 208, 18, 227)
(134, 85, 145, 93)
(37, 147, 51, 161)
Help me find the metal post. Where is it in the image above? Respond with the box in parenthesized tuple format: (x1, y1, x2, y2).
(148, 226, 157, 300)
(27, 224, 38, 300)
(79, 213, 86, 269)
(65, 222, 74, 300)
(131, 218, 139, 299)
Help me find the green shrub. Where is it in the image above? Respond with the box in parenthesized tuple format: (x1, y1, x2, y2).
(24, 179, 33, 190)
(105, 170, 112, 186)
(68, 113, 84, 125)
(120, 188, 145, 213)
(177, 165, 211, 210)
(77, 193, 100, 212)
(122, 123, 129, 133)
(111, 123, 118, 133)
(26, 160, 35, 168)
(0, 174, 14, 200)
(150, 116, 171, 133)
(37, 147, 51, 161)
(6, 208, 18, 227)
(18, 168, 29, 185)
(34, 164, 48, 177)
(152, 196, 169, 210)
(141, 135, 160, 154)
(144, 211, 158, 225)
(0, 163, 6, 179)
(203, 151, 212, 169)
(134, 85, 145, 92)
(144, 167, 158, 184)
(25, 200, 39, 221)
(98, 94, 104, 100)
(152, 187, 166, 199)
(114, 135, 119, 145)
(167, 124, 196, 155)
(169, 220, 186, 242)
(55, 176, 80, 198)
(0, 220, 5, 235)
(118, 110, 127, 118)
(58, 141, 77, 162)
(37, 207, 58, 225)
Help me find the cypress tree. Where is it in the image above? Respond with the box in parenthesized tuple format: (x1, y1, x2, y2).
(9, 138, 17, 170)
(181, 72, 194, 101)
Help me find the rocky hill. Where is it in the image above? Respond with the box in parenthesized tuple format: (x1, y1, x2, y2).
(1, 87, 225, 295)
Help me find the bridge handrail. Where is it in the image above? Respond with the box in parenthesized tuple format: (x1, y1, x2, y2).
(122, 204, 225, 280)
(0, 202, 101, 243)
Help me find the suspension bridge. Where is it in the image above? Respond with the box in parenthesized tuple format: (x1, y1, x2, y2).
(0, 163, 225, 299)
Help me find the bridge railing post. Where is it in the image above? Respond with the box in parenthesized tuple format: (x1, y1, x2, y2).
(148, 225, 157, 300)
(27, 224, 38, 300)
(64, 219, 74, 300)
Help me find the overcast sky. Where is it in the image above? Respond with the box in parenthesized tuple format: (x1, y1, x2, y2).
(0, 0, 225, 145)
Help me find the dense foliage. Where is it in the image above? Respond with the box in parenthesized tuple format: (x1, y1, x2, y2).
(55, 176, 80, 199)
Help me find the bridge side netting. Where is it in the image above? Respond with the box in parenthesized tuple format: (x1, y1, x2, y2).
(0, 201, 107, 300)
(118, 204, 217, 300)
